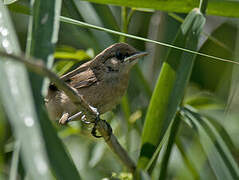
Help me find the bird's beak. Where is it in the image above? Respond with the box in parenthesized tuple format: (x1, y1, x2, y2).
(124, 51, 148, 63)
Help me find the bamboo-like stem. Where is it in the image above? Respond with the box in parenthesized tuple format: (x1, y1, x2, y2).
(0, 51, 136, 172)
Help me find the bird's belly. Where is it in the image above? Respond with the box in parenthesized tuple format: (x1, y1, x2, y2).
(79, 80, 128, 113)
(45, 91, 78, 120)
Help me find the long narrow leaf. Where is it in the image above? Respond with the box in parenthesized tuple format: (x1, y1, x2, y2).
(26, 0, 81, 179)
(137, 8, 206, 170)
(0, 2, 53, 179)
(182, 106, 239, 180)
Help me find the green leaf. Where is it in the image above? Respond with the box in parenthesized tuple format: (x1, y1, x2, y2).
(191, 22, 236, 101)
(54, 49, 91, 60)
(157, 114, 181, 180)
(82, 0, 239, 18)
(26, 0, 81, 179)
(7, 1, 30, 15)
(0, 2, 53, 179)
(53, 60, 76, 76)
(184, 91, 224, 110)
(137, 8, 206, 170)
(53, 48, 92, 75)
(182, 106, 239, 180)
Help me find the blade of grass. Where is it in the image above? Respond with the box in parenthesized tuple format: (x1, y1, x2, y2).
(60, 16, 239, 66)
(182, 106, 239, 179)
(26, 0, 81, 179)
(7, 1, 30, 14)
(0, 2, 53, 179)
(137, 8, 206, 170)
(168, 13, 232, 53)
(201, 112, 238, 156)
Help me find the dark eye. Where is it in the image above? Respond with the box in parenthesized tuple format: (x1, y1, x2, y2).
(107, 66, 114, 72)
(115, 51, 125, 61)
(107, 66, 119, 72)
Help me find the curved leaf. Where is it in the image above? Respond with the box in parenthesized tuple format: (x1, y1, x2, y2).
(137, 8, 206, 170)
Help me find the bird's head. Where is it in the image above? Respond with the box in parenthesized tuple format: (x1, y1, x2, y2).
(91, 43, 147, 76)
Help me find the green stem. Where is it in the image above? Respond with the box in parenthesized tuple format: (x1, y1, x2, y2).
(199, 0, 208, 15)
(119, 7, 128, 42)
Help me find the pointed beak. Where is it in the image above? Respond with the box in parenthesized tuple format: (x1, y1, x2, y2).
(124, 51, 148, 63)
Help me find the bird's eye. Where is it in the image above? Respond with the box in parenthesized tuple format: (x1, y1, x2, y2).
(115, 51, 125, 61)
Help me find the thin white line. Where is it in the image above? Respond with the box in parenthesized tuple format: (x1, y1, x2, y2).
(60, 16, 239, 66)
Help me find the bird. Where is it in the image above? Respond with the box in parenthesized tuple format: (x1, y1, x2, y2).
(45, 43, 147, 132)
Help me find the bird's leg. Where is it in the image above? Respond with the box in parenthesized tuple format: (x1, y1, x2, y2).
(59, 111, 112, 139)
(60, 111, 92, 125)
(68, 111, 83, 121)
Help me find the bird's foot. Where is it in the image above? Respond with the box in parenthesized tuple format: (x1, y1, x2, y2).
(91, 115, 102, 138)
(91, 115, 112, 139)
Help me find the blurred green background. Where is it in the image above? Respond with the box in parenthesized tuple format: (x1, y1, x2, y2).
(0, 0, 239, 179)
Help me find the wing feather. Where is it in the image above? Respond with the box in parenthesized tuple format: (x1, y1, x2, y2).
(60, 61, 97, 89)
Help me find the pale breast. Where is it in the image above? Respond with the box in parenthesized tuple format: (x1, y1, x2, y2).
(77, 74, 129, 113)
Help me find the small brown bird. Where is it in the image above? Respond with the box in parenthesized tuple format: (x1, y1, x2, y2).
(45, 43, 147, 127)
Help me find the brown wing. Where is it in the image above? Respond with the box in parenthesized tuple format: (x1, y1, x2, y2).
(60, 60, 97, 89)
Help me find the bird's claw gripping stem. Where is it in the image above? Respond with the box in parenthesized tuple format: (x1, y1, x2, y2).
(91, 115, 102, 138)
(91, 115, 112, 139)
